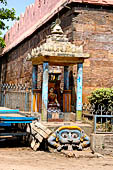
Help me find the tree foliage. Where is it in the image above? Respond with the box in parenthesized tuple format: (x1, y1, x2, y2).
(0, 0, 17, 48)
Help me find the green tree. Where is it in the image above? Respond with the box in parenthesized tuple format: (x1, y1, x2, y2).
(0, 0, 17, 48)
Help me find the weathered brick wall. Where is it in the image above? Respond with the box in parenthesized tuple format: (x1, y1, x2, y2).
(1, 5, 113, 104)
(72, 7, 113, 102)
(91, 134, 113, 156)
(1, 8, 73, 87)
(4, 0, 113, 55)
(4, 0, 67, 52)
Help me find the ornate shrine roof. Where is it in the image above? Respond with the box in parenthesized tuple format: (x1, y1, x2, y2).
(27, 21, 90, 66)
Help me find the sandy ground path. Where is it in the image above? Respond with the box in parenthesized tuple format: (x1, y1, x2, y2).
(0, 147, 113, 170)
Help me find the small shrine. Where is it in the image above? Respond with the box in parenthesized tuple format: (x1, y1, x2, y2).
(27, 20, 90, 121)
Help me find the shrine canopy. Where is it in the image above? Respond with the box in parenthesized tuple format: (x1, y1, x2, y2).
(27, 22, 90, 66)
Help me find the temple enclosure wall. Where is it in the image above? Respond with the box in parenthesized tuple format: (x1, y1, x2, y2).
(1, 3, 113, 104)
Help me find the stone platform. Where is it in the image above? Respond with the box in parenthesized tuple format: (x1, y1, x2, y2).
(28, 111, 93, 136)
(42, 121, 93, 136)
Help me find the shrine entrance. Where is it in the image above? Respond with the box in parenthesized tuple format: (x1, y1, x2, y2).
(27, 20, 90, 122)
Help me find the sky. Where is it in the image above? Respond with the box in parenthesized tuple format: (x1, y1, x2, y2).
(1, 0, 35, 35)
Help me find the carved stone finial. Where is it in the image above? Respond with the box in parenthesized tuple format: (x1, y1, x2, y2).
(51, 19, 63, 34)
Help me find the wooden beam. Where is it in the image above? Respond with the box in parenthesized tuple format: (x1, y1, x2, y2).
(32, 56, 84, 65)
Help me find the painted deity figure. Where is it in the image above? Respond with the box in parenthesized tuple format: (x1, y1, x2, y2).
(48, 126, 90, 151)
(48, 87, 59, 108)
(48, 87, 62, 119)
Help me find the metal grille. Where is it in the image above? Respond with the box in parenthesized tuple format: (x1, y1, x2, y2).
(94, 115, 113, 134)
(82, 103, 113, 133)
(83, 103, 113, 115)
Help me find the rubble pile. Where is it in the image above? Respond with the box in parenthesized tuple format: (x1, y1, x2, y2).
(27, 121, 52, 151)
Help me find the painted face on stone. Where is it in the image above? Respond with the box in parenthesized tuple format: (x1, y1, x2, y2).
(48, 126, 90, 151)
(57, 129, 82, 144)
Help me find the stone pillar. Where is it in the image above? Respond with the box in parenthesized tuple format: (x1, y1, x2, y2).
(42, 62, 49, 121)
(31, 65, 38, 112)
(32, 65, 38, 90)
(64, 66, 69, 90)
(76, 63, 83, 121)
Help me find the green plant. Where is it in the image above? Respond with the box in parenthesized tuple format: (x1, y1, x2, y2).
(88, 88, 113, 111)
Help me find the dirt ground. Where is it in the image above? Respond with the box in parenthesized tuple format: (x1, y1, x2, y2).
(0, 146, 113, 170)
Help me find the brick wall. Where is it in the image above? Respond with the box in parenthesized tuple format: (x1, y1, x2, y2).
(1, 5, 113, 103)
(4, 0, 67, 52)
(72, 7, 113, 102)
(91, 134, 113, 156)
(4, 0, 113, 55)
(1, 8, 72, 86)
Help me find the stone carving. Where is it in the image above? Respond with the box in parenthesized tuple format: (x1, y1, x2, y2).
(48, 125, 90, 151)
